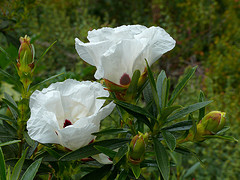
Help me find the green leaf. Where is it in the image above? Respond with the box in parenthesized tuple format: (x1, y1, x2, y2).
(114, 101, 153, 130)
(183, 162, 201, 179)
(130, 164, 141, 179)
(118, 170, 129, 180)
(168, 66, 197, 106)
(45, 148, 61, 159)
(92, 128, 129, 136)
(94, 145, 116, 159)
(162, 131, 176, 151)
(11, 148, 28, 180)
(0, 114, 15, 123)
(0, 147, 6, 180)
(23, 132, 35, 147)
(143, 82, 158, 118)
(113, 144, 128, 165)
(80, 164, 112, 180)
(0, 69, 22, 90)
(127, 70, 140, 94)
(30, 73, 64, 92)
(145, 60, 159, 112)
(60, 139, 130, 161)
(4, 92, 19, 119)
(166, 101, 213, 123)
(153, 137, 169, 180)
(20, 158, 42, 180)
(216, 126, 230, 135)
(198, 90, 205, 123)
(34, 40, 57, 69)
(114, 100, 156, 123)
(0, 140, 20, 147)
(189, 114, 197, 138)
(156, 70, 167, 110)
(162, 120, 193, 132)
(160, 105, 182, 122)
(203, 135, 238, 142)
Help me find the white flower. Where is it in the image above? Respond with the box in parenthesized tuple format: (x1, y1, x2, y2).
(75, 25, 175, 85)
(27, 79, 115, 151)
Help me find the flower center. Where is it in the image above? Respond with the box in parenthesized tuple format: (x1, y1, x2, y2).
(63, 119, 72, 128)
(120, 73, 131, 85)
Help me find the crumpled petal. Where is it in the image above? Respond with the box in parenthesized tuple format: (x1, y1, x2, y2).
(92, 153, 113, 164)
(75, 25, 176, 85)
(27, 79, 115, 150)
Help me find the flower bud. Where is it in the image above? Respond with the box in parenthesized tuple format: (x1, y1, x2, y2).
(128, 132, 148, 165)
(17, 35, 34, 73)
(179, 111, 227, 143)
(201, 111, 226, 134)
(17, 35, 34, 89)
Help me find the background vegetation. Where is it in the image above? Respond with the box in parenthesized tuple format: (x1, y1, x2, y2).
(0, 0, 239, 179)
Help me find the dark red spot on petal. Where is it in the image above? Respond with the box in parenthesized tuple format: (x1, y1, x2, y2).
(88, 139, 94, 144)
(55, 131, 58, 136)
(120, 73, 131, 85)
(63, 119, 72, 128)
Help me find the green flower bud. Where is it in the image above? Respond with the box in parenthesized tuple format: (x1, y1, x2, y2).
(179, 111, 227, 143)
(128, 132, 148, 165)
(17, 35, 34, 73)
(17, 35, 34, 89)
(201, 111, 226, 134)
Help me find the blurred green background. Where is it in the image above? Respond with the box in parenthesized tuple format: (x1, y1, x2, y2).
(0, 0, 239, 179)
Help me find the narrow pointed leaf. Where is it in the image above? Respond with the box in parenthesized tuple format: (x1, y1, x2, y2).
(0, 114, 15, 123)
(216, 126, 230, 135)
(168, 66, 197, 106)
(130, 164, 141, 179)
(162, 131, 176, 151)
(145, 60, 159, 113)
(92, 128, 129, 136)
(183, 162, 201, 178)
(167, 101, 212, 123)
(118, 170, 129, 180)
(60, 139, 130, 161)
(4, 92, 19, 118)
(203, 135, 238, 142)
(0, 147, 6, 180)
(81, 164, 112, 180)
(127, 70, 140, 94)
(34, 41, 57, 69)
(0, 69, 22, 90)
(198, 90, 205, 123)
(30, 73, 64, 92)
(156, 70, 167, 110)
(160, 105, 182, 122)
(113, 144, 128, 165)
(162, 120, 193, 132)
(11, 148, 28, 180)
(0, 140, 20, 147)
(153, 137, 169, 180)
(114, 100, 156, 122)
(94, 145, 116, 159)
(20, 158, 42, 180)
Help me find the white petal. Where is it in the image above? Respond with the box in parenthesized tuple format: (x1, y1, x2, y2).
(27, 110, 60, 144)
(88, 25, 147, 42)
(92, 153, 112, 164)
(58, 120, 97, 150)
(100, 39, 145, 84)
(135, 26, 176, 66)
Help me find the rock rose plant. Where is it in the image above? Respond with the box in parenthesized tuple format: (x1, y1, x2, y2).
(0, 25, 236, 180)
